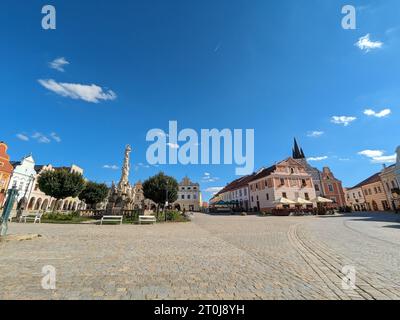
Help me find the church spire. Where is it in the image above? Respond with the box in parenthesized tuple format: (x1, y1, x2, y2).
(292, 138, 305, 159)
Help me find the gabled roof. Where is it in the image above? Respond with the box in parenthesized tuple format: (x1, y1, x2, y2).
(349, 172, 381, 190)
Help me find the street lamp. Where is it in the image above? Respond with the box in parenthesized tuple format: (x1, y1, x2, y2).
(17, 174, 35, 220)
(1, 187, 19, 237)
(165, 181, 169, 222)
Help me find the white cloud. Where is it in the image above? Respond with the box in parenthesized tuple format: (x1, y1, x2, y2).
(307, 156, 328, 162)
(167, 143, 179, 149)
(363, 108, 391, 118)
(38, 79, 117, 103)
(371, 155, 396, 163)
(202, 172, 219, 183)
(358, 150, 384, 158)
(49, 57, 70, 72)
(16, 133, 29, 141)
(358, 150, 396, 164)
(103, 165, 119, 170)
(307, 131, 324, 138)
(32, 132, 51, 144)
(205, 187, 223, 195)
(339, 158, 350, 161)
(331, 116, 357, 126)
(50, 132, 62, 143)
(355, 34, 383, 52)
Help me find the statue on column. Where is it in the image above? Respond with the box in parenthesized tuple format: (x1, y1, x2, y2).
(118, 145, 131, 191)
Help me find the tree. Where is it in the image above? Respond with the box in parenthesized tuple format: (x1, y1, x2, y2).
(38, 169, 85, 211)
(142, 172, 179, 215)
(79, 182, 109, 209)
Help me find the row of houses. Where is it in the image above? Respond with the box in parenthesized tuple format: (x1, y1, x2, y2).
(345, 147, 400, 212)
(211, 140, 400, 213)
(0, 141, 86, 212)
(210, 139, 346, 213)
(1, 141, 203, 214)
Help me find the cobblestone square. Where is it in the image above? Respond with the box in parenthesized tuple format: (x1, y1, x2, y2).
(1, 212, 400, 300)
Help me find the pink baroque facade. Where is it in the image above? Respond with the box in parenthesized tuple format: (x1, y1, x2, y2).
(249, 158, 316, 213)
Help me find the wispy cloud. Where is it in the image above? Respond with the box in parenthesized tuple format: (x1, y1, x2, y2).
(358, 150, 396, 164)
(50, 132, 62, 143)
(331, 116, 357, 126)
(103, 165, 119, 170)
(355, 34, 383, 52)
(202, 172, 220, 183)
(205, 187, 223, 195)
(16, 133, 29, 141)
(32, 132, 51, 144)
(307, 156, 328, 162)
(307, 131, 324, 138)
(49, 57, 70, 72)
(38, 79, 117, 103)
(363, 108, 391, 118)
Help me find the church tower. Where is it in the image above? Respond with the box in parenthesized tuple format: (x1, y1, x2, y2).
(292, 138, 306, 159)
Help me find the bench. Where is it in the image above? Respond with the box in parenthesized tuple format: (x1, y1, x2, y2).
(19, 212, 43, 224)
(139, 215, 156, 225)
(99, 215, 123, 225)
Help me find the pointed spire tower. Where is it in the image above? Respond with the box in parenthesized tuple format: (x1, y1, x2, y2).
(292, 138, 305, 159)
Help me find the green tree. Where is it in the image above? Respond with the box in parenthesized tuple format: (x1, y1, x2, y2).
(79, 182, 109, 209)
(142, 172, 179, 215)
(38, 169, 85, 211)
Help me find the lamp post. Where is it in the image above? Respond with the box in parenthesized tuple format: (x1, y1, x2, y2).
(1, 187, 19, 237)
(165, 181, 169, 222)
(17, 173, 35, 220)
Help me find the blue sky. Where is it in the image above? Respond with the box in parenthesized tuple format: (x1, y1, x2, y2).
(1, 0, 399, 201)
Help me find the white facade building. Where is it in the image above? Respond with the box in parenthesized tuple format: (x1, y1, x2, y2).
(9, 155, 37, 203)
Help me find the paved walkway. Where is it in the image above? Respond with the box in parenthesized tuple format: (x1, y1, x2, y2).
(1, 212, 400, 300)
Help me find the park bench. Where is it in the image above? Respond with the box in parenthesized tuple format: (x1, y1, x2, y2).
(139, 215, 157, 225)
(19, 212, 43, 224)
(99, 215, 123, 225)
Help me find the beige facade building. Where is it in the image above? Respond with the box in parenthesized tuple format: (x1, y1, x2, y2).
(249, 158, 316, 213)
(380, 164, 400, 211)
(174, 177, 201, 212)
(345, 186, 367, 211)
(353, 173, 390, 211)
(27, 164, 86, 212)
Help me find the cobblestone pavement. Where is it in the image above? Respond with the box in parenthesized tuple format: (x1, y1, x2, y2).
(1, 212, 400, 300)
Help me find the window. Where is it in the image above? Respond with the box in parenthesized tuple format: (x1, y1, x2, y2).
(304, 193, 310, 200)
(315, 185, 320, 192)
(282, 192, 287, 198)
(181, 195, 185, 199)
(358, 192, 362, 197)
(280, 178, 285, 186)
(266, 193, 269, 200)
(187, 195, 191, 199)
(244, 188, 247, 196)
(193, 195, 197, 199)
(391, 181, 396, 188)
(251, 196, 254, 202)
(328, 184, 334, 192)
(290, 168, 295, 174)
(374, 187, 378, 194)
(302, 179, 307, 187)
